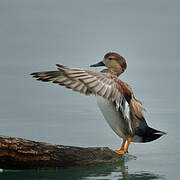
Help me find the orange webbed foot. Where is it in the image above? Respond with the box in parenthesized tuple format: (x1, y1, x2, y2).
(113, 150, 127, 155)
(113, 138, 131, 155)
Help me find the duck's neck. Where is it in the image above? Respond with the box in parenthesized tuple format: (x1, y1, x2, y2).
(101, 68, 121, 77)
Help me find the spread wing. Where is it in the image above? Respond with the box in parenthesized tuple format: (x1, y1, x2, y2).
(31, 64, 122, 99)
(31, 64, 146, 133)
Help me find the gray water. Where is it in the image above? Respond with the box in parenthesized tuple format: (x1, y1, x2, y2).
(0, 0, 180, 179)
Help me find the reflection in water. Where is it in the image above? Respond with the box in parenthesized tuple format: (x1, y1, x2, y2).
(0, 155, 164, 180)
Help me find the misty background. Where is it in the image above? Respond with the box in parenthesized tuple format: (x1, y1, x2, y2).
(0, 0, 180, 179)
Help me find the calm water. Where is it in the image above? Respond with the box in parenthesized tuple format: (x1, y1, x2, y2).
(0, 0, 180, 179)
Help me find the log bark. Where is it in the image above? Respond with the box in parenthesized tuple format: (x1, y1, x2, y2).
(0, 136, 123, 170)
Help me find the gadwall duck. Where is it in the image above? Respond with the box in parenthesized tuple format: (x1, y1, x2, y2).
(31, 52, 166, 154)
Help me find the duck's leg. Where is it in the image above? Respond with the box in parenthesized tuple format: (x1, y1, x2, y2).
(124, 138, 131, 153)
(120, 139, 126, 150)
(113, 138, 131, 155)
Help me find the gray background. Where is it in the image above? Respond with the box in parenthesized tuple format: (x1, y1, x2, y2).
(0, 0, 180, 179)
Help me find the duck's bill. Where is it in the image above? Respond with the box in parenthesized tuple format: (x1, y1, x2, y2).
(90, 61, 105, 67)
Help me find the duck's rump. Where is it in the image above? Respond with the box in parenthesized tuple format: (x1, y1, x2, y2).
(96, 96, 165, 143)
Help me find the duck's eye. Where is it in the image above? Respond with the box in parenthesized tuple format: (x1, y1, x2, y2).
(109, 57, 113, 60)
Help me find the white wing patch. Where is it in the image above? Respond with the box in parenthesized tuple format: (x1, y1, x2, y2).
(124, 101, 133, 133)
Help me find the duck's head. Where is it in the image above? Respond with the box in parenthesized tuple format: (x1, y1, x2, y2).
(90, 52, 127, 75)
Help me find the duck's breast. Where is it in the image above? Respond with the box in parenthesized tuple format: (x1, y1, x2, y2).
(96, 96, 128, 139)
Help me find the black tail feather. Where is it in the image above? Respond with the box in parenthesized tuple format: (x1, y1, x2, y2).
(141, 127, 166, 143)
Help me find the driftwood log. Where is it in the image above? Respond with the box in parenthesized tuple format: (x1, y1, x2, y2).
(0, 136, 124, 170)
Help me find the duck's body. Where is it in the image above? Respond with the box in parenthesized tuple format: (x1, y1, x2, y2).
(96, 94, 163, 143)
(31, 52, 166, 154)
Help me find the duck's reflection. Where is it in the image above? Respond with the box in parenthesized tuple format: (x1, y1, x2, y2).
(0, 155, 163, 180)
